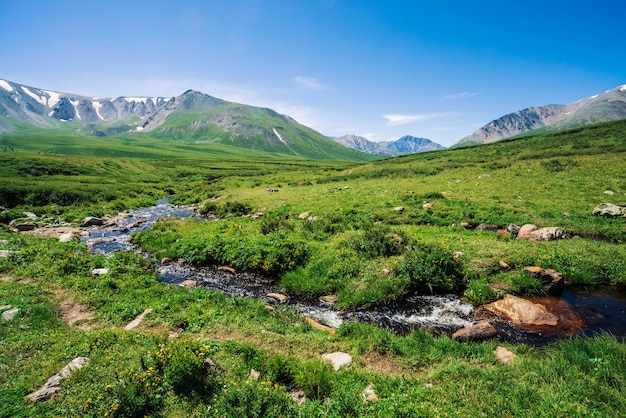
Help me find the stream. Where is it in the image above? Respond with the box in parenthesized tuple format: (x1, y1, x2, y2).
(81, 200, 626, 345)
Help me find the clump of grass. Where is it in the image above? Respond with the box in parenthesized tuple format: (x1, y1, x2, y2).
(463, 278, 505, 306)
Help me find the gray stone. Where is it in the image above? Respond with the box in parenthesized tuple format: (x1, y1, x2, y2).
(592, 203, 626, 218)
(393, 206, 404, 212)
(517, 224, 569, 241)
(125, 308, 153, 330)
(23, 212, 38, 220)
(2, 307, 19, 321)
(322, 352, 352, 371)
(91, 268, 109, 276)
(27, 357, 89, 401)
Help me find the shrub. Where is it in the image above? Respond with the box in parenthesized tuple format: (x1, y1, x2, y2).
(293, 359, 334, 400)
(346, 224, 406, 259)
(396, 242, 466, 294)
(463, 278, 505, 306)
(154, 339, 218, 398)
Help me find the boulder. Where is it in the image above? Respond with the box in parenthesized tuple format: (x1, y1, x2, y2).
(27, 357, 89, 402)
(452, 321, 497, 342)
(15, 223, 36, 232)
(516, 224, 538, 239)
(517, 224, 569, 241)
(322, 352, 352, 371)
(592, 203, 626, 218)
(482, 295, 558, 327)
(81, 217, 104, 227)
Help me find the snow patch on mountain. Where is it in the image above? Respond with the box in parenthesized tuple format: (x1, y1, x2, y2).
(0, 79, 14, 92)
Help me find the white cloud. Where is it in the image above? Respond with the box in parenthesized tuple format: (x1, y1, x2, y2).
(294, 76, 326, 90)
(383, 112, 454, 126)
(443, 91, 480, 100)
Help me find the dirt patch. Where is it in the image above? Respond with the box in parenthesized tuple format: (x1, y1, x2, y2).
(53, 291, 95, 330)
(362, 350, 410, 376)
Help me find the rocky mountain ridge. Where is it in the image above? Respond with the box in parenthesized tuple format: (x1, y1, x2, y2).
(0, 79, 374, 161)
(455, 84, 626, 146)
(332, 134, 445, 156)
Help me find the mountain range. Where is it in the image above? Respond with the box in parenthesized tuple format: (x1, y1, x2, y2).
(0, 79, 373, 161)
(454, 84, 626, 147)
(332, 134, 445, 157)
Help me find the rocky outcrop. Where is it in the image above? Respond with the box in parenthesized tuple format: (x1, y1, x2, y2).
(592, 203, 626, 218)
(516, 224, 569, 241)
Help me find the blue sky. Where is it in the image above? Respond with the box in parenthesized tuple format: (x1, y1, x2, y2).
(1, 0, 624, 147)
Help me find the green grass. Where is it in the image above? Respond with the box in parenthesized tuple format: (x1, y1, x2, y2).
(0, 119, 625, 416)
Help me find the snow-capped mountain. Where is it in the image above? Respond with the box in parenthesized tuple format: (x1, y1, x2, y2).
(0, 78, 170, 134)
(454, 84, 626, 147)
(332, 134, 445, 156)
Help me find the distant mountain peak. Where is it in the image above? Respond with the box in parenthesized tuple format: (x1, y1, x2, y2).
(332, 134, 445, 156)
(454, 84, 626, 146)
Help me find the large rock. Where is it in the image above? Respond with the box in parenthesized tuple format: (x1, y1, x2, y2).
(2, 307, 19, 321)
(482, 295, 558, 327)
(15, 223, 36, 232)
(27, 357, 89, 401)
(592, 203, 626, 218)
(81, 217, 104, 227)
(452, 321, 497, 342)
(516, 224, 569, 241)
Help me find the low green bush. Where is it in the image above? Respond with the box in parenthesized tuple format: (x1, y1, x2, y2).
(293, 359, 335, 400)
(463, 278, 505, 306)
(396, 242, 466, 294)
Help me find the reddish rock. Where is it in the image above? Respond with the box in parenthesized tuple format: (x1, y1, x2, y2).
(452, 321, 497, 342)
(482, 295, 558, 327)
(496, 229, 511, 237)
(179, 280, 197, 289)
(517, 224, 538, 239)
(304, 316, 336, 334)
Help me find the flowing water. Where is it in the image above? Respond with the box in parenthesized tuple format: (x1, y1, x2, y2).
(81, 200, 626, 344)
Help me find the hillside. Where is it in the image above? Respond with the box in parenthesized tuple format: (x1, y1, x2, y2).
(1, 119, 626, 417)
(0, 79, 375, 162)
(455, 84, 626, 147)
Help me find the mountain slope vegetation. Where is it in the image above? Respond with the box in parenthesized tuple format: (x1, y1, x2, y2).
(1, 119, 625, 417)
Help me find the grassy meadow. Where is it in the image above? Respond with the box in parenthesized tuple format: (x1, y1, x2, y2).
(1, 120, 625, 416)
